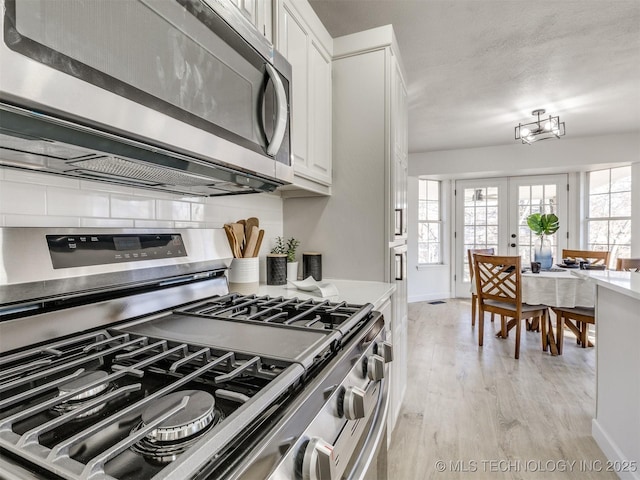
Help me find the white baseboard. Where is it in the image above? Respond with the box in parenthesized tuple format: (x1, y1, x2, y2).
(592, 419, 640, 480)
(408, 292, 451, 303)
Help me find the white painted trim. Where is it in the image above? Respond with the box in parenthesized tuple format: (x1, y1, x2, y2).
(592, 419, 640, 480)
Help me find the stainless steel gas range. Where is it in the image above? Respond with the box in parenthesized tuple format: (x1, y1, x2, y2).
(0, 228, 391, 480)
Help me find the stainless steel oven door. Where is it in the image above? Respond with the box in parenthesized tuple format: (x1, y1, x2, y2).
(344, 375, 389, 480)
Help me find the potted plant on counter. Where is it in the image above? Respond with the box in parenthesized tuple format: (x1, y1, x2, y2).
(271, 236, 301, 282)
(527, 213, 559, 270)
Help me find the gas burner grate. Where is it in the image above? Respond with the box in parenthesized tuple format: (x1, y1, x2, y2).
(177, 294, 370, 333)
(0, 327, 304, 480)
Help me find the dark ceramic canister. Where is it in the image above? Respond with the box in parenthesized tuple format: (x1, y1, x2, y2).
(302, 252, 322, 281)
(266, 254, 287, 285)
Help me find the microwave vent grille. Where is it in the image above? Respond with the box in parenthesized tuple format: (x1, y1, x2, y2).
(70, 156, 218, 187)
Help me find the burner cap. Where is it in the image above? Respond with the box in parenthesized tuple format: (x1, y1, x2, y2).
(59, 371, 109, 401)
(142, 390, 215, 442)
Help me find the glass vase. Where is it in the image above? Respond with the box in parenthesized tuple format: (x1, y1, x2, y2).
(534, 236, 553, 270)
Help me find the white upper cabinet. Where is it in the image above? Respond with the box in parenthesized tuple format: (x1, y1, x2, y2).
(276, 0, 333, 196)
(228, 0, 273, 41)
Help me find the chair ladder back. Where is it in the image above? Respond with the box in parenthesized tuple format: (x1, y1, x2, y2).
(474, 254, 521, 307)
(562, 249, 610, 266)
(616, 258, 640, 272)
(467, 248, 495, 282)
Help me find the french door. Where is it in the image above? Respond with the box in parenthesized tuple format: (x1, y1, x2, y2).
(454, 174, 568, 297)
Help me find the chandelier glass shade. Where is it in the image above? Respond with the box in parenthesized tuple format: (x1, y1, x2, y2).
(515, 109, 565, 145)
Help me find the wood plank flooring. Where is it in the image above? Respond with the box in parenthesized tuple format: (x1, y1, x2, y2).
(387, 299, 616, 480)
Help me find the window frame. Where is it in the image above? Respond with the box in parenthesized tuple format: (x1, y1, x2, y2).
(585, 166, 632, 268)
(417, 178, 443, 265)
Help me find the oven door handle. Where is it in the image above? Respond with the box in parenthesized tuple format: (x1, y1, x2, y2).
(344, 376, 389, 480)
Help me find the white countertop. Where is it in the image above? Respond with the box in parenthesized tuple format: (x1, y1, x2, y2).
(256, 278, 396, 310)
(571, 270, 640, 301)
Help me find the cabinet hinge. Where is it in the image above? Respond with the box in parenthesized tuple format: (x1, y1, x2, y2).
(567, 232, 569, 239)
(567, 183, 570, 191)
(454, 274, 456, 281)
(454, 231, 457, 239)
(454, 189, 457, 196)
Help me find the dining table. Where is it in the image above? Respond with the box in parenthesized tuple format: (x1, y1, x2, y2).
(521, 267, 595, 308)
(471, 266, 597, 355)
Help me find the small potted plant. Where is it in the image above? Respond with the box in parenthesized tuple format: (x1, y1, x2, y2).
(271, 236, 301, 282)
(527, 213, 559, 270)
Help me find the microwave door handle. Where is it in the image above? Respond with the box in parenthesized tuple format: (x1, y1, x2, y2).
(265, 63, 288, 156)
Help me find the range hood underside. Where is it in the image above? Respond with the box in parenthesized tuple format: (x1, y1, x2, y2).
(0, 104, 283, 196)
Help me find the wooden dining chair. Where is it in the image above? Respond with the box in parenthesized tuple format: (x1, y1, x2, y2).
(467, 248, 495, 327)
(616, 258, 640, 272)
(561, 249, 610, 267)
(473, 254, 548, 359)
(549, 306, 595, 354)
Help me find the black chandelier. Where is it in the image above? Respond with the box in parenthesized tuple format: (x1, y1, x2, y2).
(515, 109, 565, 145)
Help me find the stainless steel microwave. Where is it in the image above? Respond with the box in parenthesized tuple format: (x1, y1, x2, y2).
(0, 0, 293, 195)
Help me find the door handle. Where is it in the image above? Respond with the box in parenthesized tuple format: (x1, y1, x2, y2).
(264, 63, 287, 156)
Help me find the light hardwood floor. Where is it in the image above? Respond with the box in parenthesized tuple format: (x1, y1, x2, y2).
(387, 299, 616, 480)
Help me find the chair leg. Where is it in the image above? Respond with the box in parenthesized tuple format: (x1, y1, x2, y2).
(478, 306, 484, 347)
(541, 312, 548, 351)
(471, 294, 477, 327)
(515, 316, 522, 359)
(490, 313, 495, 323)
(581, 323, 588, 348)
(557, 314, 564, 355)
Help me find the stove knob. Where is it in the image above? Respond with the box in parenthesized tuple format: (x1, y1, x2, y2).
(375, 341, 394, 363)
(366, 354, 385, 382)
(343, 386, 366, 420)
(301, 437, 335, 480)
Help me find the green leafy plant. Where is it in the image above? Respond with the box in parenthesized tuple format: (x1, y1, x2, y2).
(271, 236, 300, 263)
(527, 213, 559, 237)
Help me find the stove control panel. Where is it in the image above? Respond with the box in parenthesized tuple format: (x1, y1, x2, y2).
(47, 233, 187, 268)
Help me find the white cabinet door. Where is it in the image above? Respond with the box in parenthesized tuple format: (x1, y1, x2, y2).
(391, 58, 408, 242)
(228, 0, 272, 42)
(306, 39, 332, 185)
(279, 3, 308, 170)
(277, 0, 332, 196)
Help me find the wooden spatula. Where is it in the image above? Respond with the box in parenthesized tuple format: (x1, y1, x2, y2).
(223, 224, 238, 258)
(245, 217, 259, 240)
(243, 226, 259, 258)
(230, 223, 245, 253)
(252, 229, 265, 257)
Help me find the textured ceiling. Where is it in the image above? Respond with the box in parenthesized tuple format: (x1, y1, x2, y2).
(308, 0, 640, 153)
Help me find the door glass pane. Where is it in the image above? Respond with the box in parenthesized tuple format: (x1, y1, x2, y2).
(462, 186, 500, 281)
(518, 183, 559, 265)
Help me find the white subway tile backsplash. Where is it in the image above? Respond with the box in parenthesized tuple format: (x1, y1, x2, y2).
(174, 221, 204, 228)
(111, 195, 155, 219)
(47, 187, 110, 217)
(5, 170, 81, 189)
(156, 199, 191, 221)
(80, 218, 134, 228)
(134, 219, 174, 228)
(4, 215, 80, 227)
(0, 182, 47, 215)
(79, 180, 133, 195)
(0, 166, 283, 233)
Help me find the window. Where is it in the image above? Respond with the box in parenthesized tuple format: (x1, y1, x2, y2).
(586, 166, 632, 268)
(418, 179, 441, 264)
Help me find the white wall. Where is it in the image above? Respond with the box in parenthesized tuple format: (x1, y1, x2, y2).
(0, 167, 284, 270)
(407, 132, 640, 302)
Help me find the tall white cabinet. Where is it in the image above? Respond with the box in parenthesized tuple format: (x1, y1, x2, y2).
(275, 0, 333, 196)
(283, 24, 408, 435)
